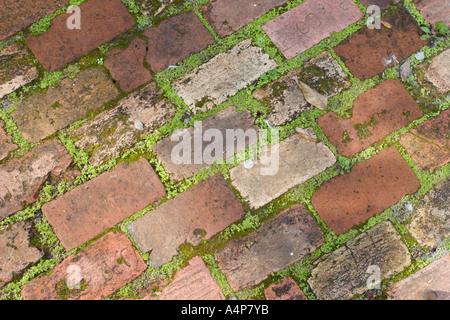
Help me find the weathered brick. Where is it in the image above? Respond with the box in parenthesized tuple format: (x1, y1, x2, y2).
(104, 38, 152, 92)
(158, 256, 224, 300)
(262, 0, 363, 59)
(308, 221, 411, 300)
(0, 221, 43, 288)
(0, 43, 39, 100)
(144, 12, 215, 73)
(311, 147, 420, 235)
(173, 39, 277, 113)
(230, 133, 336, 209)
(358, 0, 402, 11)
(411, 108, 449, 148)
(153, 106, 259, 181)
(216, 204, 324, 291)
(42, 158, 166, 251)
(252, 51, 350, 126)
(127, 175, 244, 268)
(0, 120, 17, 161)
(201, 0, 288, 37)
(423, 49, 450, 93)
(26, 0, 135, 72)
(12, 67, 118, 144)
(388, 255, 450, 300)
(0, 139, 72, 222)
(414, 0, 450, 26)
(0, 0, 68, 41)
(72, 82, 176, 166)
(400, 133, 449, 172)
(21, 231, 147, 300)
(406, 178, 449, 249)
(264, 276, 308, 300)
(318, 79, 423, 157)
(334, 8, 427, 79)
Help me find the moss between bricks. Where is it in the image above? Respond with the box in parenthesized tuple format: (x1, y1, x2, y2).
(0, 0, 449, 300)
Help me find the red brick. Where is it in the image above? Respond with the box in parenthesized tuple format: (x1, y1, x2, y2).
(26, 0, 135, 72)
(262, 0, 363, 59)
(216, 204, 324, 291)
(0, 0, 68, 41)
(318, 79, 423, 157)
(21, 231, 147, 300)
(0, 221, 44, 288)
(414, 0, 450, 26)
(400, 133, 449, 172)
(42, 158, 166, 251)
(104, 38, 152, 92)
(159, 256, 224, 300)
(334, 8, 427, 79)
(311, 147, 420, 235)
(0, 120, 17, 161)
(145, 12, 215, 73)
(411, 109, 449, 148)
(388, 254, 450, 300)
(264, 277, 308, 300)
(358, 0, 402, 11)
(127, 175, 244, 268)
(0, 139, 72, 222)
(201, 0, 288, 37)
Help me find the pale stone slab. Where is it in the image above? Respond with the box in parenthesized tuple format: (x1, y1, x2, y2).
(12, 68, 118, 144)
(406, 178, 449, 249)
(388, 255, 450, 300)
(230, 133, 336, 209)
(0, 221, 43, 288)
(153, 106, 259, 181)
(262, 0, 363, 59)
(308, 221, 411, 300)
(173, 39, 277, 112)
(72, 82, 176, 166)
(0, 43, 39, 99)
(425, 48, 450, 93)
(0, 120, 17, 161)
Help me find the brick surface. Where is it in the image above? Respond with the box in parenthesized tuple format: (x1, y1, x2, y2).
(201, 0, 288, 37)
(308, 221, 411, 300)
(230, 133, 336, 209)
(21, 231, 147, 300)
(0, 0, 68, 41)
(414, 0, 450, 26)
(104, 38, 152, 92)
(153, 106, 259, 181)
(0, 221, 44, 288)
(72, 82, 176, 166)
(158, 256, 224, 300)
(318, 79, 423, 157)
(262, 0, 363, 59)
(12, 68, 118, 144)
(0, 120, 17, 161)
(334, 8, 426, 79)
(406, 178, 449, 249)
(42, 158, 165, 251)
(423, 49, 450, 93)
(127, 175, 244, 268)
(0, 139, 72, 222)
(252, 51, 350, 126)
(26, 0, 135, 72)
(357, 0, 402, 11)
(400, 133, 450, 172)
(173, 39, 277, 113)
(388, 255, 450, 300)
(0, 43, 39, 100)
(311, 147, 420, 235)
(216, 204, 324, 291)
(144, 12, 215, 73)
(264, 276, 308, 300)
(411, 108, 449, 148)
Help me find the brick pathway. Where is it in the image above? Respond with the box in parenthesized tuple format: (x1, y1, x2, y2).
(0, 0, 448, 301)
